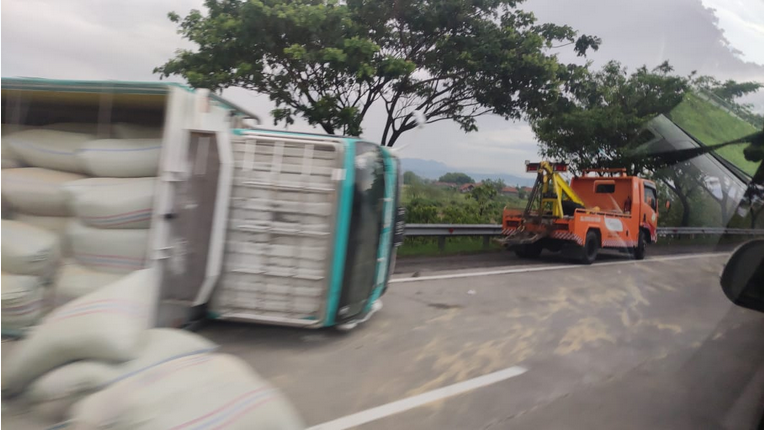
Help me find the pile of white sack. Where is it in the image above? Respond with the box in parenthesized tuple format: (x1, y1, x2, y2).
(1, 123, 161, 334)
(3, 123, 305, 429)
(1, 267, 305, 429)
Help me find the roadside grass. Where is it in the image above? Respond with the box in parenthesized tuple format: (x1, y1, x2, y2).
(398, 237, 503, 257)
(398, 234, 759, 258)
(668, 92, 760, 176)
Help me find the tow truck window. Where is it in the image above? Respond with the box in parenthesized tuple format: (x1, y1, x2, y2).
(644, 186, 658, 211)
(596, 183, 615, 193)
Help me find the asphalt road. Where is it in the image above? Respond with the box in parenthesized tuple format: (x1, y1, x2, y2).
(197, 251, 764, 430)
(393, 242, 740, 276)
(4, 250, 762, 429)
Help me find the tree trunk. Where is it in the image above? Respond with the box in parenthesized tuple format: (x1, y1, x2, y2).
(661, 178, 692, 227)
(679, 194, 691, 227)
(751, 205, 763, 229)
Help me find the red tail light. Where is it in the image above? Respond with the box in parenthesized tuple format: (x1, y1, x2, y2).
(553, 163, 568, 172)
(526, 163, 540, 172)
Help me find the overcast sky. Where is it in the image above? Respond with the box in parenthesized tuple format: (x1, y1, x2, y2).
(2, 0, 763, 175)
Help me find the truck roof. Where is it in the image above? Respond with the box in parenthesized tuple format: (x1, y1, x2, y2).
(1, 76, 261, 124)
(1, 77, 190, 94)
(1, 77, 391, 154)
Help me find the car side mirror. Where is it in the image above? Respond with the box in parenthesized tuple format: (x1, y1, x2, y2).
(720, 239, 764, 313)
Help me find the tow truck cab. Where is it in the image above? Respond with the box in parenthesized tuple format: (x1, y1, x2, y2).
(569, 171, 659, 246)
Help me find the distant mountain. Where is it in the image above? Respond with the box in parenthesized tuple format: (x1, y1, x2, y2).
(401, 158, 535, 187)
(400, 158, 452, 178)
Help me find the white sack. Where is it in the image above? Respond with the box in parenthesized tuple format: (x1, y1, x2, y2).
(1, 220, 60, 277)
(76, 139, 161, 178)
(2, 157, 24, 169)
(1, 273, 45, 336)
(111, 123, 163, 139)
(1, 267, 158, 396)
(25, 328, 217, 422)
(69, 353, 305, 430)
(68, 221, 149, 274)
(2, 125, 27, 163)
(2, 167, 86, 216)
(43, 123, 100, 135)
(53, 262, 126, 306)
(13, 214, 73, 257)
(5, 129, 94, 173)
(65, 178, 155, 229)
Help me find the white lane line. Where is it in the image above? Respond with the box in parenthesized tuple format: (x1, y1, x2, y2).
(390, 252, 729, 284)
(307, 366, 528, 430)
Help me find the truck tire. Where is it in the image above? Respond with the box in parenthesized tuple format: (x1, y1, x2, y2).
(633, 230, 646, 260)
(579, 230, 599, 264)
(515, 243, 542, 259)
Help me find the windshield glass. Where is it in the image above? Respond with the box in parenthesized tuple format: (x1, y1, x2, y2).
(2, 1, 764, 430)
(337, 142, 386, 320)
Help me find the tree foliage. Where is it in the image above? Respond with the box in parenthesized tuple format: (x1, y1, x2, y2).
(530, 60, 692, 173)
(516, 184, 527, 199)
(438, 172, 474, 185)
(694, 77, 763, 103)
(467, 182, 499, 216)
(157, 0, 599, 146)
(403, 171, 422, 185)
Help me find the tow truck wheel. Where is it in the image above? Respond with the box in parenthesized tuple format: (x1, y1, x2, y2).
(515, 243, 543, 259)
(633, 230, 646, 260)
(579, 230, 600, 264)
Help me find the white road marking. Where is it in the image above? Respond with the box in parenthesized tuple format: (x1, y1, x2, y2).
(390, 252, 729, 284)
(306, 366, 528, 430)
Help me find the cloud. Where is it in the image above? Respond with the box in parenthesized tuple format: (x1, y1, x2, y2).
(701, 0, 764, 65)
(2, 0, 763, 175)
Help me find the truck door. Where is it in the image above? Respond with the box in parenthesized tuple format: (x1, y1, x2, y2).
(642, 183, 659, 242)
(336, 142, 386, 322)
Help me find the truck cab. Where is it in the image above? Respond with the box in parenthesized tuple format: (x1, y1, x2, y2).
(570, 170, 659, 246)
(1, 78, 403, 334)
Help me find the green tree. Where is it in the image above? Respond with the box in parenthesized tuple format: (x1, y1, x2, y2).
(467, 182, 499, 218)
(516, 184, 527, 199)
(403, 171, 422, 185)
(482, 179, 506, 194)
(157, 0, 599, 146)
(695, 77, 763, 103)
(530, 60, 692, 173)
(653, 163, 703, 227)
(438, 172, 474, 185)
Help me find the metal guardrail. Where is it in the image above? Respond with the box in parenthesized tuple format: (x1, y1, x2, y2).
(404, 224, 764, 250)
(656, 227, 764, 236)
(405, 224, 764, 237)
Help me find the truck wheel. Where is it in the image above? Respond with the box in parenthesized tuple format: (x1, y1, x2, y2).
(633, 230, 646, 260)
(515, 243, 542, 259)
(579, 231, 599, 264)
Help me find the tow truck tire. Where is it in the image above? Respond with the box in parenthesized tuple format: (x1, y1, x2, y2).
(580, 230, 599, 265)
(633, 230, 646, 260)
(515, 243, 542, 259)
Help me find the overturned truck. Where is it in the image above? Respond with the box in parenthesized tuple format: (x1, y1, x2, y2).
(1, 77, 404, 335)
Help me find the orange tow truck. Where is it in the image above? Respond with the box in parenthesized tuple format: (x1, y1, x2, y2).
(500, 161, 660, 264)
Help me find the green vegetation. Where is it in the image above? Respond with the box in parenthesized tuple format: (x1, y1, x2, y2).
(668, 92, 760, 175)
(400, 178, 526, 255)
(159, 0, 599, 147)
(398, 237, 502, 257)
(437, 172, 474, 185)
(532, 60, 692, 172)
